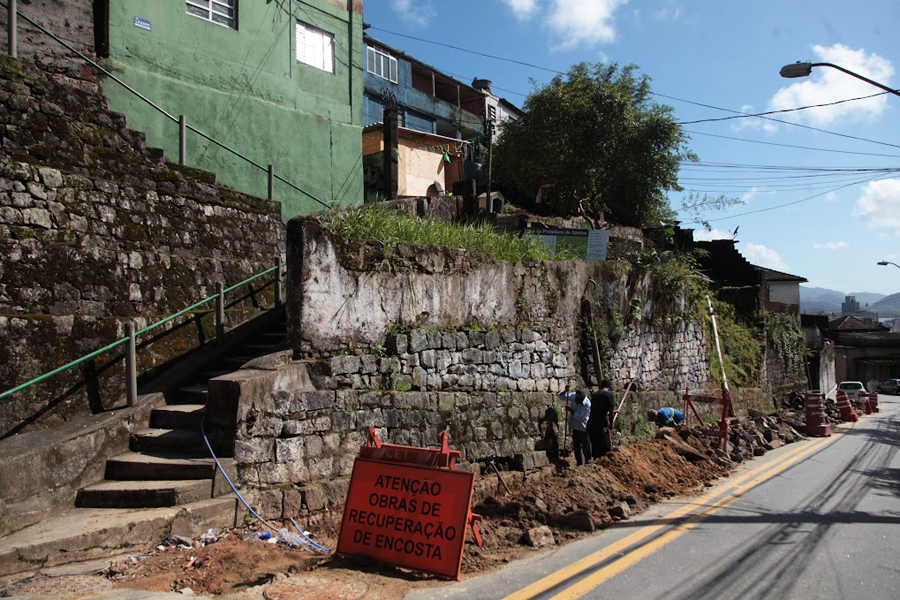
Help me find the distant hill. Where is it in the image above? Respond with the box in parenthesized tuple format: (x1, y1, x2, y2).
(848, 292, 887, 307)
(869, 292, 900, 316)
(799, 286, 891, 315)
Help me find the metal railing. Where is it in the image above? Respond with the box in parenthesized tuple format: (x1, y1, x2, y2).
(0, 259, 284, 407)
(1, 0, 330, 209)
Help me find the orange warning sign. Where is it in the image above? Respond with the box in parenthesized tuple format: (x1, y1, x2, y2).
(337, 458, 476, 580)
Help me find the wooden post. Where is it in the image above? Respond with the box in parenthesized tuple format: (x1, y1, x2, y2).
(7, 0, 17, 59)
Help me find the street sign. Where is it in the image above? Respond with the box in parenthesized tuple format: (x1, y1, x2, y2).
(337, 458, 476, 580)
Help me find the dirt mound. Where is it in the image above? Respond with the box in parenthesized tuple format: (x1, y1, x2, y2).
(111, 533, 329, 596)
(98, 423, 802, 597)
(464, 437, 729, 572)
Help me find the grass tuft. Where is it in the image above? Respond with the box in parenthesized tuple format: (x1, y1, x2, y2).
(318, 206, 578, 262)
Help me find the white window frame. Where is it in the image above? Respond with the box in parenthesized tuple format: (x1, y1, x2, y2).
(367, 45, 398, 84)
(296, 21, 335, 74)
(185, 0, 237, 30)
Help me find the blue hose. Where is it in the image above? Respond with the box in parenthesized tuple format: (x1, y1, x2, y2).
(200, 417, 331, 553)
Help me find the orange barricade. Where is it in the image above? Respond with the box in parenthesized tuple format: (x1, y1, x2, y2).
(683, 388, 730, 453)
(337, 429, 482, 580)
(835, 390, 858, 422)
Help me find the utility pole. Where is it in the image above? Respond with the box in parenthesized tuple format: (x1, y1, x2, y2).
(485, 119, 494, 212)
(382, 102, 399, 201)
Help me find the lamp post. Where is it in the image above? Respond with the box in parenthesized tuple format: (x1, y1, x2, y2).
(780, 62, 900, 98)
(877, 260, 900, 269)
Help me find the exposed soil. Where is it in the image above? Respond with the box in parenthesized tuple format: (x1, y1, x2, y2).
(21, 416, 805, 599)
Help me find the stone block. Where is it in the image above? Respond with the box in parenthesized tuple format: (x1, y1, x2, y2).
(388, 333, 408, 355)
(275, 438, 305, 463)
(521, 525, 555, 548)
(563, 510, 595, 532)
(408, 329, 428, 353)
(331, 355, 361, 375)
(283, 490, 302, 518)
(301, 484, 327, 512)
(421, 349, 437, 369)
(234, 438, 274, 464)
(608, 502, 631, 520)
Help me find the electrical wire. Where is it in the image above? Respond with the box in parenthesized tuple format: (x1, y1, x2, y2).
(684, 130, 900, 159)
(685, 171, 894, 224)
(368, 25, 900, 151)
(676, 90, 889, 125)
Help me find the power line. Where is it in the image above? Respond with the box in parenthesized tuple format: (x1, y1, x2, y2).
(370, 25, 900, 152)
(676, 90, 888, 125)
(684, 130, 900, 159)
(687, 172, 893, 224)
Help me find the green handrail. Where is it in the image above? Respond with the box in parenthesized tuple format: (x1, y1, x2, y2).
(0, 262, 285, 403)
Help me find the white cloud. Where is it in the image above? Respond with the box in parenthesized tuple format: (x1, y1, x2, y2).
(740, 242, 790, 271)
(813, 241, 849, 250)
(824, 191, 838, 203)
(768, 44, 894, 127)
(693, 228, 732, 241)
(501, 0, 538, 19)
(854, 178, 900, 233)
(654, 3, 683, 21)
(547, 0, 629, 48)
(391, 0, 436, 27)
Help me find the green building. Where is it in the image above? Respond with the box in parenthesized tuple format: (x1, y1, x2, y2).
(104, 0, 364, 219)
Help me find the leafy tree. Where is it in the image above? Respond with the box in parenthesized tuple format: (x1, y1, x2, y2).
(494, 62, 695, 228)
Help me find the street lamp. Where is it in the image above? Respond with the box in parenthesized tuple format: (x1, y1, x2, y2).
(877, 260, 900, 269)
(780, 61, 900, 98)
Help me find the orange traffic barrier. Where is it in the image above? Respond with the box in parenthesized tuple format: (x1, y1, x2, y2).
(804, 390, 832, 437)
(835, 390, 858, 422)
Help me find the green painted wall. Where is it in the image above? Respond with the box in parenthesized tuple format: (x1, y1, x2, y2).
(104, 0, 363, 219)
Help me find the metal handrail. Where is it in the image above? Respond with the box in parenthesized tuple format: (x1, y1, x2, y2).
(0, 260, 285, 405)
(1, 1, 331, 209)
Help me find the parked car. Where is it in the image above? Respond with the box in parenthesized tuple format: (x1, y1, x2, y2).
(877, 378, 900, 395)
(838, 381, 866, 401)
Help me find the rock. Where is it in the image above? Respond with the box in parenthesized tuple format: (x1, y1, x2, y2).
(521, 525, 555, 548)
(534, 497, 548, 512)
(753, 447, 766, 456)
(563, 510, 595, 532)
(644, 483, 659, 494)
(623, 494, 638, 506)
(608, 502, 631, 520)
(748, 408, 765, 417)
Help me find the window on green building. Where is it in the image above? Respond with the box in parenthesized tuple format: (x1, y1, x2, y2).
(185, 0, 237, 29)
(296, 21, 334, 73)
(367, 45, 398, 84)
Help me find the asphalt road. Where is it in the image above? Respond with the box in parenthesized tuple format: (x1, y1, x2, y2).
(406, 394, 900, 600)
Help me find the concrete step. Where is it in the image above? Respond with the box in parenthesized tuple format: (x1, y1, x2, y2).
(130, 429, 207, 454)
(149, 404, 205, 430)
(168, 383, 208, 404)
(223, 355, 257, 368)
(75, 479, 213, 509)
(0, 499, 238, 579)
(105, 451, 217, 481)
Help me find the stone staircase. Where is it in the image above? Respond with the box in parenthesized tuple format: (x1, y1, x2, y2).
(74, 309, 287, 510)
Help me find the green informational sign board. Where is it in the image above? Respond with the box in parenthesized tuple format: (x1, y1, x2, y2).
(528, 228, 609, 261)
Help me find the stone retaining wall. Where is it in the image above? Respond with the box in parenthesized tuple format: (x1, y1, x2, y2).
(0, 56, 285, 436)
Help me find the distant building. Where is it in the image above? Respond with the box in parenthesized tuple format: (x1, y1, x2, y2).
(841, 296, 860, 315)
(363, 36, 484, 140)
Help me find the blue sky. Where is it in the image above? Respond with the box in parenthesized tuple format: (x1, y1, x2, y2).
(364, 0, 900, 295)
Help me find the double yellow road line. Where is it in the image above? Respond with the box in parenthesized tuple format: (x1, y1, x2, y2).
(503, 427, 848, 600)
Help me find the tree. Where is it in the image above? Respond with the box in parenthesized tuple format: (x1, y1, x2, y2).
(494, 62, 693, 228)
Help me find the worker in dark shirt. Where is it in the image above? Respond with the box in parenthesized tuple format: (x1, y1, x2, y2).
(588, 379, 616, 458)
(648, 407, 685, 428)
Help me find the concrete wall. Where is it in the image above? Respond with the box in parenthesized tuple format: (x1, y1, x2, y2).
(769, 282, 800, 305)
(0, 56, 285, 436)
(103, 0, 364, 219)
(201, 216, 718, 495)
